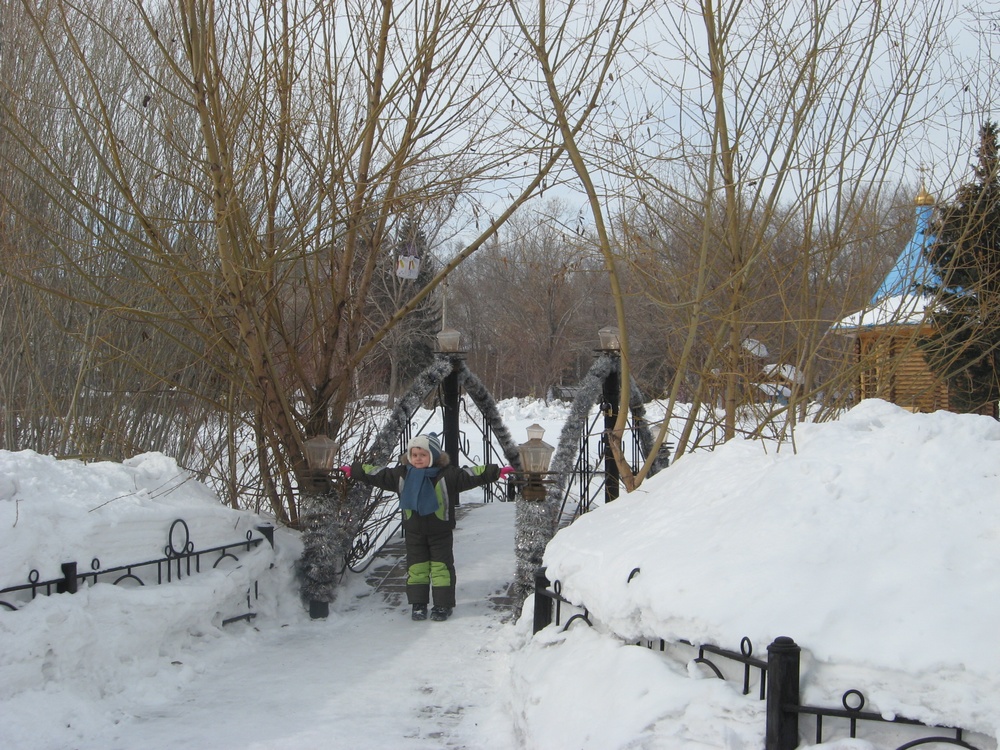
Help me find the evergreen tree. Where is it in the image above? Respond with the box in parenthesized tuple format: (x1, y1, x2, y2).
(921, 122, 1000, 414)
(365, 218, 441, 401)
(392, 219, 441, 388)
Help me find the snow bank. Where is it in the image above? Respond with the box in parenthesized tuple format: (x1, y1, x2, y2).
(0, 450, 304, 748)
(542, 400, 1000, 737)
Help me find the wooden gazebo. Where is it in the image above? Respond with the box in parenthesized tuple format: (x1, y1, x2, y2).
(836, 187, 992, 415)
(844, 304, 948, 412)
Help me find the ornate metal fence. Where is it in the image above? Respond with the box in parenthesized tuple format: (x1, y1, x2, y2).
(533, 568, 986, 750)
(552, 407, 665, 527)
(0, 518, 275, 626)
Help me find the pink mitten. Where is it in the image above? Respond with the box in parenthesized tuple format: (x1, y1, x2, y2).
(499, 466, 515, 480)
(339, 464, 352, 478)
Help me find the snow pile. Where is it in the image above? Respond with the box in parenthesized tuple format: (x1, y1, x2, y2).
(508, 621, 765, 748)
(0, 450, 267, 575)
(541, 399, 1000, 739)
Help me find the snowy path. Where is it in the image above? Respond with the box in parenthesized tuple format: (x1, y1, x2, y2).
(81, 501, 522, 750)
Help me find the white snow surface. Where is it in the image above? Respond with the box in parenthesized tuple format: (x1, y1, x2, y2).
(1, 397, 998, 749)
(834, 293, 932, 329)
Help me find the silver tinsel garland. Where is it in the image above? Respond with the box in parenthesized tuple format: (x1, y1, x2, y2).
(454, 361, 522, 465)
(509, 354, 614, 602)
(368, 355, 457, 464)
(455, 358, 554, 607)
(296, 487, 345, 608)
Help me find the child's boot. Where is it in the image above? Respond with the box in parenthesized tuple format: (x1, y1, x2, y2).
(430, 606, 452, 621)
(411, 603, 427, 621)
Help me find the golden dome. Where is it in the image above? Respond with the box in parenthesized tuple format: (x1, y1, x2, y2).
(915, 185, 935, 206)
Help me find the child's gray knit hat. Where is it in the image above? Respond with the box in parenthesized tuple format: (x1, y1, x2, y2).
(407, 433, 442, 463)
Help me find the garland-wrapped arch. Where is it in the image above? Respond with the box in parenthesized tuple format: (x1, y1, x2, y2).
(303, 352, 668, 609)
(513, 353, 667, 602)
(354, 354, 522, 469)
(299, 356, 455, 610)
(547, 353, 666, 504)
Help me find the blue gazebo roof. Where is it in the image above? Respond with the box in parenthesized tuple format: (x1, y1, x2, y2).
(834, 187, 939, 332)
(870, 187, 939, 304)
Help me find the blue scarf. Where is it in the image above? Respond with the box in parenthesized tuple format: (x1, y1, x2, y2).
(400, 467, 441, 516)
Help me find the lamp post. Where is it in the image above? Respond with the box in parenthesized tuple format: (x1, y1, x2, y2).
(597, 326, 622, 504)
(435, 327, 465, 463)
(300, 435, 340, 619)
(514, 424, 556, 602)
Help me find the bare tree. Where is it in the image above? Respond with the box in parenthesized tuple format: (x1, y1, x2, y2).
(2, 0, 987, 514)
(591, 0, 967, 485)
(447, 201, 608, 398)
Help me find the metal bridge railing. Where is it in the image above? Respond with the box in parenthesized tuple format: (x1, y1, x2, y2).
(554, 408, 672, 528)
(0, 518, 274, 626)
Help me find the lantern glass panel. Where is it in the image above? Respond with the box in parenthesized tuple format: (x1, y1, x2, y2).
(519, 438, 554, 473)
(304, 436, 339, 471)
(598, 326, 621, 350)
(436, 328, 462, 352)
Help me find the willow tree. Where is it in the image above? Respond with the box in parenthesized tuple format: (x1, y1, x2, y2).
(503, 0, 660, 486)
(0, 0, 643, 521)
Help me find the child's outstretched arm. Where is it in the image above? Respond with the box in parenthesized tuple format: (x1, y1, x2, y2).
(347, 461, 404, 494)
(453, 464, 506, 491)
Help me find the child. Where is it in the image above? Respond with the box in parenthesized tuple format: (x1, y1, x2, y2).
(344, 433, 513, 621)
